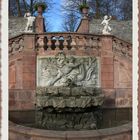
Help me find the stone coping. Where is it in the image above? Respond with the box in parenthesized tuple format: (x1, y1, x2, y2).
(9, 121, 132, 139)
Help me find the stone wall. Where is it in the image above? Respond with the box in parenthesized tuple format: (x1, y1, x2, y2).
(9, 17, 27, 38)
(9, 33, 132, 110)
(90, 19, 132, 43)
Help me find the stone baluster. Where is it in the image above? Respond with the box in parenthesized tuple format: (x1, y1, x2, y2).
(11, 42, 16, 55)
(92, 38, 98, 48)
(83, 37, 88, 49)
(128, 47, 132, 57)
(47, 37, 52, 51)
(55, 38, 60, 50)
(89, 38, 93, 48)
(63, 37, 68, 50)
(78, 37, 85, 50)
(71, 37, 77, 50)
(38, 36, 45, 53)
(121, 44, 127, 55)
(97, 38, 102, 48)
(18, 39, 24, 52)
(9, 45, 13, 54)
(38, 36, 45, 47)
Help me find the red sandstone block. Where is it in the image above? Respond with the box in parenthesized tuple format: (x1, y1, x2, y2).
(23, 52, 36, 56)
(9, 83, 16, 89)
(101, 72, 113, 81)
(14, 91, 35, 101)
(101, 50, 113, 57)
(23, 73, 35, 81)
(23, 60, 36, 65)
(23, 55, 36, 61)
(9, 74, 16, 83)
(23, 81, 36, 89)
(20, 102, 35, 110)
(9, 61, 15, 66)
(102, 81, 114, 88)
(9, 93, 15, 100)
(9, 100, 16, 107)
(101, 65, 113, 73)
(23, 65, 36, 73)
(9, 132, 31, 140)
(116, 98, 132, 108)
(24, 36, 35, 50)
(102, 89, 116, 107)
(115, 89, 132, 107)
(101, 37, 112, 51)
(101, 57, 113, 65)
(116, 89, 132, 98)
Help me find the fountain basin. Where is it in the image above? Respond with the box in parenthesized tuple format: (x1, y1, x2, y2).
(9, 108, 132, 140)
(9, 121, 132, 140)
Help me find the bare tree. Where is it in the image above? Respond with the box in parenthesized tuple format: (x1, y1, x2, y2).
(23, 0, 28, 12)
(120, 0, 132, 20)
(16, 0, 22, 16)
(30, 0, 34, 14)
(9, 0, 54, 17)
(61, 0, 132, 20)
(62, 12, 79, 32)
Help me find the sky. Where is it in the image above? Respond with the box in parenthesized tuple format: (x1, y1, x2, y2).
(33, 0, 64, 31)
(46, 0, 64, 31)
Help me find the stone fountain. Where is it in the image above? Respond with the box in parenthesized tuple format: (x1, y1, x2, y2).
(9, 3, 132, 140)
(35, 52, 104, 130)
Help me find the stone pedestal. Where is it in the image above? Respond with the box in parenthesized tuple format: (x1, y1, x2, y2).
(76, 18, 90, 33)
(35, 17, 45, 33)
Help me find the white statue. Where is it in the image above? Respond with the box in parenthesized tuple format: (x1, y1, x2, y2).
(101, 15, 112, 35)
(24, 12, 36, 32)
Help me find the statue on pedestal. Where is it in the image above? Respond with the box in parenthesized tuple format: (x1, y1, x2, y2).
(101, 15, 112, 35)
(24, 12, 36, 32)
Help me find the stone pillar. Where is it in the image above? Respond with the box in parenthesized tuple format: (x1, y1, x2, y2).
(100, 36, 115, 108)
(76, 18, 90, 33)
(22, 35, 36, 90)
(100, 36, 114, 89)
(9, 35, 36, 111)
(76, 8, 89, 33)
(35, 6, 45, 33)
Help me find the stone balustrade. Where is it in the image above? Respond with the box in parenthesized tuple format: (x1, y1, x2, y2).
(9, 33, 132, 58)
(113, 37, 132, 58)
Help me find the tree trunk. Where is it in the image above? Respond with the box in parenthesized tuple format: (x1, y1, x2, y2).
(23, 0, 27, 12)
(95, 0, 100, 18)
(30, 0, 34, 14)
(16, 0, 22, 16)
(9, 0, 13, 16)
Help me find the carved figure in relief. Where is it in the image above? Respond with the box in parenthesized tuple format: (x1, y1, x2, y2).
(52, 54, 82, 86)
(101, 15, 112, 35)
(39, 52, 98, 87)
(24, 12, 36, 32)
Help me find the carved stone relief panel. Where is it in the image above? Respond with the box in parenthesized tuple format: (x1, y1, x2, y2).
(37, 52, 100, 87)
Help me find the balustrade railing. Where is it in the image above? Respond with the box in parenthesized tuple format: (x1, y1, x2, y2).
(35, 33, 101, 51)
(112, 37, 132, 58)
(9, 33, 132, 58)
